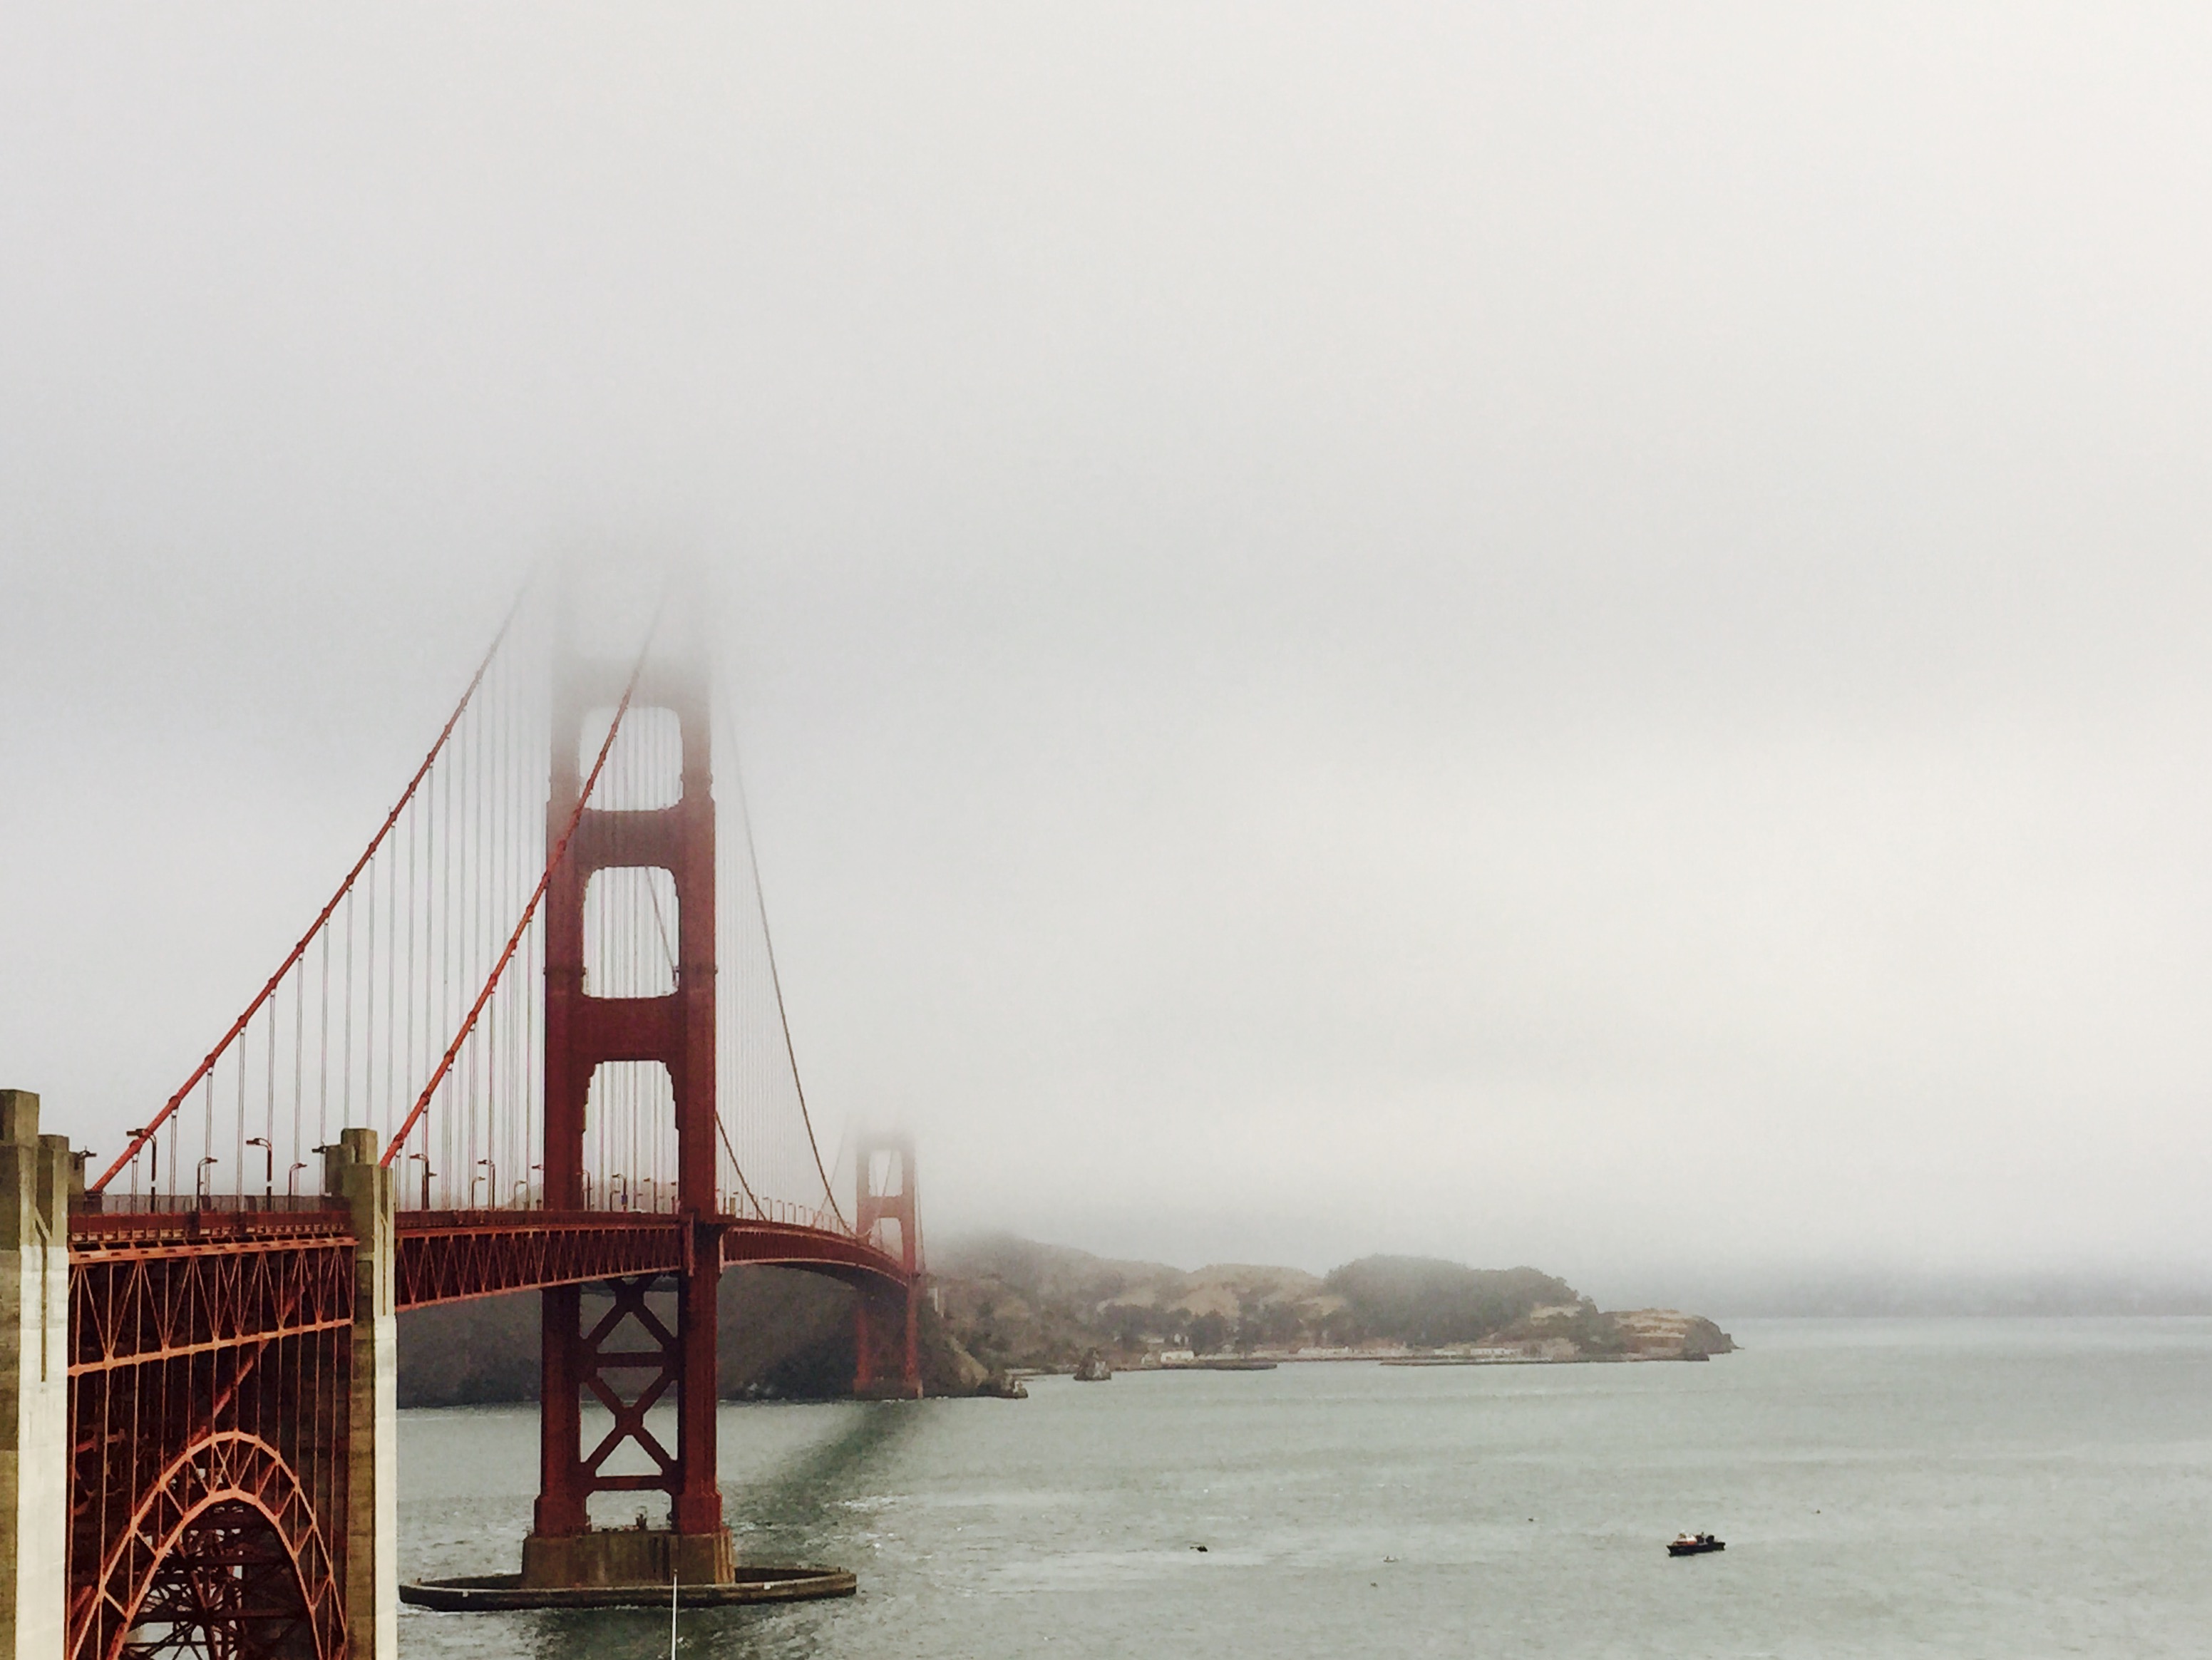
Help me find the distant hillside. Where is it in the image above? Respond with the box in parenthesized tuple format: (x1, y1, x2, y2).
(929, 1233, 1733, 1371)
(1322, 1257, 1580, 1348)
(929, 1232, 1343, 1362)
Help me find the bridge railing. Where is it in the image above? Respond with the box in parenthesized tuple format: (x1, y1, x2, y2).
(75, 1192, 350, 1218)
(742, 1195, 855, 1235)
(76, 1183, 875, 1245)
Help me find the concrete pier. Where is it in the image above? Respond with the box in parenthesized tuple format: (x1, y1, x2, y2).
(520, 1525, 734, 1590)
(0, 1091, 69, 1660)
(328, 1128, 397, 1660)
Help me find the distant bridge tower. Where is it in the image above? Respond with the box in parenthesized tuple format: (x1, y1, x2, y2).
(853, 1135, 921, 1398)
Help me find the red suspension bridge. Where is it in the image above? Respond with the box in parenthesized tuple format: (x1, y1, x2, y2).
(1, 569, 923, 1658)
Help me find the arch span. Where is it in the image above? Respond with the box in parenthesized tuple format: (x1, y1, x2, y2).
(84, 1431, 342, 1660)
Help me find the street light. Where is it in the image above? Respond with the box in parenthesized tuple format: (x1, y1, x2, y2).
(287, 1161, 308, 1200)
(408, 1152, 433, 1212)
(245, 1136, 272, 1205)
(309, 1143, 337, 1187)
(195, 1155, 218, 1208)
(471, 1158, 495, 1209)
(125, 1130, 153, 1202)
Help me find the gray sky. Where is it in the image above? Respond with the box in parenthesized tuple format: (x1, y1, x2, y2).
(7, 5, 2212, 1296)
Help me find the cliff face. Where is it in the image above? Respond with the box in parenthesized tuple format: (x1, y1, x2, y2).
(1609, 1309, 1737, 1359)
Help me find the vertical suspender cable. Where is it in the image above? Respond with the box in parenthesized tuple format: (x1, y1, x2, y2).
(292, 972, 303, 1193)
(386, 800, 397, 1146)
(318, 928, 330, 1149)
(442, 716, 453, 1205)
(343, 886, 354, 1135)
(384, 602, 665, 1170)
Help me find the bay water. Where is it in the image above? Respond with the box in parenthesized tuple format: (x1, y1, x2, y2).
(398, 1317, 2212, 1657)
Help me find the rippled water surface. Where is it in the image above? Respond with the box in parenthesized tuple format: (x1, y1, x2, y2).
(398, 1318, 2212, 1658)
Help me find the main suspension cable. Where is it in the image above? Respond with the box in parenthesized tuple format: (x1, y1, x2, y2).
(716, 681, 849, 1231)
(90, 577, 537, 1195)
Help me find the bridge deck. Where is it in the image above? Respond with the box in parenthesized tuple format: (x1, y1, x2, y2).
(68, 1209, 911, 1312)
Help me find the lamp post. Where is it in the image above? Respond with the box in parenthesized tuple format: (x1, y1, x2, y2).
(471, 1158, 495, 1209)
(287, 1160, 308, 1200)
(408, 1152, 433, 1212)
(126, 1129, 153, 1201)
(195, 1155, 218, 1208)
(245, 1136, 272, 1206)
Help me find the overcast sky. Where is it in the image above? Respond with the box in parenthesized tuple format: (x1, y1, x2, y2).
(7, 5, 2212, 1297)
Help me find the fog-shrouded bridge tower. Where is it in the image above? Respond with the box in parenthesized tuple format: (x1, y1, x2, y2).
(527, 628, 732, 1584)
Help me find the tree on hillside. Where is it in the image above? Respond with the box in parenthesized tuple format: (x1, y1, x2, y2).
(1235, 1301, 1306, 1351)
(1184, 1310, 1230, 1355)
(1322, 1257, 1580, 1347)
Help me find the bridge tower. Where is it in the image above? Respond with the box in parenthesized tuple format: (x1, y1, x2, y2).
(853, 1135, 922, 1398)
(523, 627, 736, 1589)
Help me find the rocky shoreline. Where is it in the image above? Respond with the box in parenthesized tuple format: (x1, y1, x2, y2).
(924, 1237, 1734, 1390)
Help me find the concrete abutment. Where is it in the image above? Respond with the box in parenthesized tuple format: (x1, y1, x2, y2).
(0, 1092, 67, 1660)
(326, 1127, 398, 1660)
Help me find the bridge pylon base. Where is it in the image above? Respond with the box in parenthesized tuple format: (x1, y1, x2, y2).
(520, 1525, 735, 1591)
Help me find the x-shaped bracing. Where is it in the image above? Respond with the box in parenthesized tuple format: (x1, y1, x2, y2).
(579, 1276, 679, 1487)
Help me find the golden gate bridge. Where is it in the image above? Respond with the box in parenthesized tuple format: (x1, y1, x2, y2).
(1, 566, 922, 1656)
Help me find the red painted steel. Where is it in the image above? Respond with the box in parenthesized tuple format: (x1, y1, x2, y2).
(852, 1137, 922, 1397)
(572, 1276, 681, 1494)
(536, 643, 726, 1542)
(716, 1217, 912, 1281)
(393, 1210, 911, 1308)
(396, 1211, 682, 1307)
(63, 587, 929, 1649)
(64, 1207, 912, 1654)
(68, 1220, 355, 1660)
(122, 1486, 332, 1659)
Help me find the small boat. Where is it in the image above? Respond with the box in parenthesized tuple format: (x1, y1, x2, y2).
(1667, 1532, 1724, 1557)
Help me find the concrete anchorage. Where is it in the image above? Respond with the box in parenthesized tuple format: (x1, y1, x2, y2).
(0, 1091, 71, 1660)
